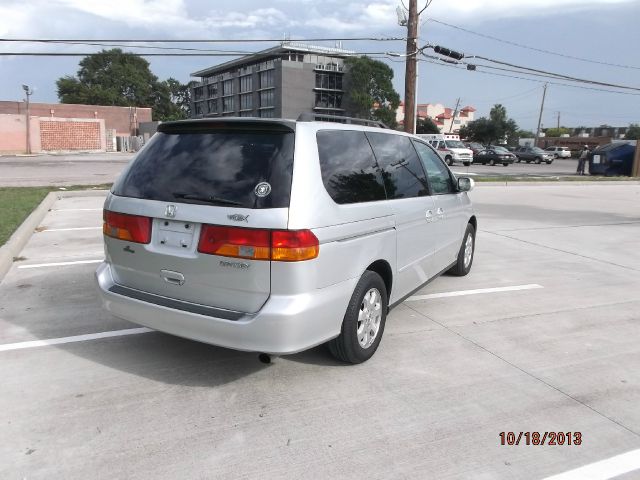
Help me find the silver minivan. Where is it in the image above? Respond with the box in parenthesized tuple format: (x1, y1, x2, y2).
(96, 117, 477, 363)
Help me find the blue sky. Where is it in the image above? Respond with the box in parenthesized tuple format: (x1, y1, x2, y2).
(1, 0, 639, 131)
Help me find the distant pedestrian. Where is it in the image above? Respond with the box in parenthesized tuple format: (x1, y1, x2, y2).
(577, 145, 589, 175)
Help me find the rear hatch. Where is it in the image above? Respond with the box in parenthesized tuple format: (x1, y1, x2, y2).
(104, 120, 296, 314)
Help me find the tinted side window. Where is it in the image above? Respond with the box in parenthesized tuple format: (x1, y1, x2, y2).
(367, 133, 429, 199)
(317, 130, 386, 204)
(413, 141, 455, 195)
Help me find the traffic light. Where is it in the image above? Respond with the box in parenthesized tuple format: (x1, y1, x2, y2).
(433, 45, 464, 60)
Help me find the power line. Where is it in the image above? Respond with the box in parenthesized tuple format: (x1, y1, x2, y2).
(0, 51, 395, 57)
(425, 17, 640, 70)
(419, 57, 640, 96)
(0, 36, 404, 43)
(422, 47, 640, 92)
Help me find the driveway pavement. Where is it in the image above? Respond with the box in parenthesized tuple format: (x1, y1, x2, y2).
(1, 184, 639, 479)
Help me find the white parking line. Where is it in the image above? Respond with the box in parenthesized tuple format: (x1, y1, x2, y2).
(405, 284, 543, 302)
(39, 227, 101, 232)
(52, 208, 102, 212)
(542, 448, 640, 480)
(0, 328, 153, 352)
(17, 259, 103, 269)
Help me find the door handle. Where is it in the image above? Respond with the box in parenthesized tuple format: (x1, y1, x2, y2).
(161, 269, 185, 286)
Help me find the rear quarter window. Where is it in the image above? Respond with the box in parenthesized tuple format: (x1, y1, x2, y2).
(113, 127, 294, 209)
(316, 130, 386, 204)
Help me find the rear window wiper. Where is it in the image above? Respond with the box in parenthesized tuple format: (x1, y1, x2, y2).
(172, 192, 244, 207)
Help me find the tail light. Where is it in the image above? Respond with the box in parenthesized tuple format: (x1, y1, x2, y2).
(198, 226, 319, 262)
(103, 210, 151, 244)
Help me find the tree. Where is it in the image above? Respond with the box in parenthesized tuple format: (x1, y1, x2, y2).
(516, 129, 535, 138)
(459, 104, 519, 145)
(56, 49, 189, 121)
(416, 117, 440, 134)
(625, 123, 640, 140)
(342, 56, 401, 129)
(544, 127, 571, 137)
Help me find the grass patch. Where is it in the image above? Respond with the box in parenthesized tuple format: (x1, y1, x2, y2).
(0, 184, 111, 246)
(473, 175, 638, 182)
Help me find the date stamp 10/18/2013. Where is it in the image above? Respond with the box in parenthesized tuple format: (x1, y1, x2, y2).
(500, 432, 582, 446)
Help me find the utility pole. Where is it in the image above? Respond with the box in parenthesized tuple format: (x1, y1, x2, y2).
(403, 0, 418, 134)
(448, 97, 460, 133)
(22, 84, 33, 154)
(534, 83, 547, 147)
(557, 111, 561, 130)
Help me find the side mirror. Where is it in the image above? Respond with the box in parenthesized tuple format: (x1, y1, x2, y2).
(458, 177, 474, 192)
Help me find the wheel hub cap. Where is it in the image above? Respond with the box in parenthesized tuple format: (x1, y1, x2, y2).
(357, 288, 382, 349)
(463, 235, 473, 269)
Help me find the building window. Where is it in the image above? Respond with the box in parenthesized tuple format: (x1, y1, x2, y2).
(194, 87, 204, 101)
(259, 109, 274, 118)
(260, 89, 274, 108)
(222, 96, 234, 113)
(315, 73, 343, 90)
(259, 70, 274, 89)
(207, 83, 218, 97)
(223, 79, 234, 96)
(240, 75, 252, 93)
(194, 102, 203, 115)
(315, 92, 343, 109)
(207, 99, 217, 114)
(240, 93, 253, 110)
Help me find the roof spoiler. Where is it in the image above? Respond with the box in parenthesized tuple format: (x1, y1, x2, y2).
(296, 113, 389, 129)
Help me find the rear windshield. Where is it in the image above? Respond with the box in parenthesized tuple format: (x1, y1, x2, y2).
(113, 129, 295, 209)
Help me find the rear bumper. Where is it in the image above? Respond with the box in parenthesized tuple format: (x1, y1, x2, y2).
(95, 262, 356, 355)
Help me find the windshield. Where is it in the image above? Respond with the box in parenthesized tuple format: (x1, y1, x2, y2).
(532, 148, 545, 153)
(113, 128, 295, 209)
(445, 140, 466, 149)
(493, 146, 510, 153)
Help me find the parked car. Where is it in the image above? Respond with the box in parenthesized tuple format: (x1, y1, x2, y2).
(465, 142, 485, 158)
(589, 142, 635, 176)
(96, 116, 477, 364)
(514, 146, 555, 164)
(545, 146, 571, 159)
(475, 146, 517, 166)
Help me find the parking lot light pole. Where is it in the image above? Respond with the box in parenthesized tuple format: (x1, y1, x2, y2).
(22, 84, 33, 154)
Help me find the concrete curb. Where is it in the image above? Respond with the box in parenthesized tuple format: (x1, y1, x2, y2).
(0, 189, 108, 284)
(475, 180, 640, 187)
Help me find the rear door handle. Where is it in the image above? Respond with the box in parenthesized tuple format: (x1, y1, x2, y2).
(161, 269, 185, 286)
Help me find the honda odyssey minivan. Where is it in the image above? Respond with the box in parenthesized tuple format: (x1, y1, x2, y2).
(96, 116, 477, 363)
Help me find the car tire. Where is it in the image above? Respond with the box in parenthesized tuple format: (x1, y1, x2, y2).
(448, 223, 475, 277)
(489, 159, 496, 166)
(546, 160, 553, 164)
(535, 157, 542, 164)
(516, 157, 521, 163)
(554, 153, 559, 159)
(445, 156, 453, 166)
(463, 161, 471, 166)
(526, 160, 531, 163)
(502, 163, 509, 167)
(328, 271, 388, 364)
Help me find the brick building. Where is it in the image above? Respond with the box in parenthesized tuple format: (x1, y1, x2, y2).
(0, 101, 153, 154)
(0, 101, 152, 136)
(396, 102, 476, 133)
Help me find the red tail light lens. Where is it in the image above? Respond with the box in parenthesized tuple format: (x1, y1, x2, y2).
(197, 226, 319, 262)
(103, 210, 151, 244)
(198, 226, 271, 260)
(271, 230, 319, 261)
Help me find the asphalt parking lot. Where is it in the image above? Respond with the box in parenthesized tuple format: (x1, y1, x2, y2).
(453, 158, 581, 178)
(1, 184, 639, 479)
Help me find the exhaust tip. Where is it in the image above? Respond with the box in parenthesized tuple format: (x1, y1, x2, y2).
(258, 353, 272, 364)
